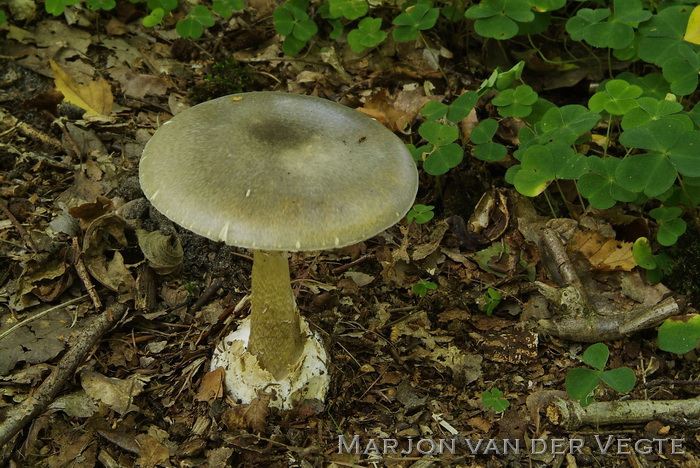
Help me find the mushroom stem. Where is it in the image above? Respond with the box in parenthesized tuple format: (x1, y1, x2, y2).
(248, 249, 304, 380)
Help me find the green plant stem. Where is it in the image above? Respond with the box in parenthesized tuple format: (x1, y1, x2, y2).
(419, 33, 448, 82)
(543, 189, 558, 218)
(677, 176, 700, 230)
(526, 35, 583, 65)
(554, 179, 578, 218)
(603, 118, 613, 159)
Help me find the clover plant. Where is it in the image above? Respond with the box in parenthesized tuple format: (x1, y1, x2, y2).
(482, 388, 509, 412)
(478, 287, 502, 316)
(392, 0, 439, 42)
(407, 204, 435, 224)
(464, 0, 534, 40)
(412, 279, 437, 297)
(566, 343, 636, 407)
(657, 315, 700, 354)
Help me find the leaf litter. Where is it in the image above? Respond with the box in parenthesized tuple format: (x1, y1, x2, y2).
(0, 5, 697, 468)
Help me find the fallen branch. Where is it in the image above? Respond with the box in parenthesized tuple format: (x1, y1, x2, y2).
(547, 396, 700, 430)
(0, 302, 127, 451)
(533, 226, 680, 341)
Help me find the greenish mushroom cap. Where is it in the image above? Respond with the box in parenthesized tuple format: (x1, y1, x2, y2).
(139, 92, 419, 251)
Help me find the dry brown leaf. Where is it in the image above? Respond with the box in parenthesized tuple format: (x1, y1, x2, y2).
(356, 88, 437, 132)
(195, 367, 224, 402)
(243, 395, 270, 432)
(135, 433, 170, 468)
(80, 369, 146, 415)
(50, 59, 113, 115)
(568, 230, 635, 272)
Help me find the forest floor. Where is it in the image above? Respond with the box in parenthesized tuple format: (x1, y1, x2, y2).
(1, 3, 699, 467)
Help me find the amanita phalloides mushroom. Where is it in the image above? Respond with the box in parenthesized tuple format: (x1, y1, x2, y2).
(139, 92, 418, 408)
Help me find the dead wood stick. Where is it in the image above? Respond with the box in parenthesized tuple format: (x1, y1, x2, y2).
(72, 237, 102, 310)
(548, 395, 700, 430)
(536, 296, 679, 342)
(0, 302, 127, 450)
(540, 227, 592, 314)
(0, 199, 38, 254)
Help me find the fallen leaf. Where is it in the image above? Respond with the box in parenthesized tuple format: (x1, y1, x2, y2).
(80, 369, 146, 415)
(568, 230, 635, 272)
(243, 395, 270, 432)
(135, 433, 170, 468)
(196, 367, 224, 402)
(684, 5, 700, 45)
(50, 59, 113, 115)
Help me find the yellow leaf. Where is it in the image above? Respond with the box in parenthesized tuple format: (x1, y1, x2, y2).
(50, 59, 113, 115)
(568, 230, 636, 272)
(684, 5, 700, 45)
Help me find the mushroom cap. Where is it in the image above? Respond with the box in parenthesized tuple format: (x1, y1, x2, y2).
(140, 92, 418, 251)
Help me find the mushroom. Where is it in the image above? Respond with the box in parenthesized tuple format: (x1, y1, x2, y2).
(139, 92, 418, 408)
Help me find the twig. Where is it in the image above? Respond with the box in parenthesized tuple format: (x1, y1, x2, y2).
(548, 395, 700, 430)
(0, 111, 63, 151)
(72, 237, 101, 310)
(0, 295, 89, 343)
(331, 255, 372, 275)
(0, 199, 38, 253)
(0, 302, 127, 450)
(536, 296, 679, 342)
(189, 278, 224, 314)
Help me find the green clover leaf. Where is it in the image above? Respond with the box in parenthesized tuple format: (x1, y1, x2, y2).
(465, 0, 534, 40)
(566, 0, 651, 49)
(577, 157, 636, 209)
(620, 119, 700, 178)
(447, 91, 478, 122)
(588, 79, 643, 115)
(638, 5, 696, 67)
(423, 143, 463, 175)
(273, 1, 318, 55)
(147, 0, 177, 12)
(86, 0, 116, 11)
(176, 5, 215, 39)
(328, 0, 368, 20)
(565, 368, 600, 406)
(600, 367, 636, 394)
(582, 342, 609, 371)
(512, 142, 586, 196)
(536, 105, 601, 145)
(658, 315, 700, 354)
(529, 0, 565, 12)
(482, 388, 509, 412)
(632, 237, 656, 269)
(419, 121, 459, 146)
(662, 44, 700, 96)
(621, 97, 687, 130)
(213, 0, 243, 18)
(407, 204, 435, 224)
(420, 101, 449, 120)
(470, 118, 508, 161)
(492, 84, 538, 118)
(347, 17, 387, 53)
(615, 152, 677, 197)
(650, 206, 686, 246)
(45, 0, 80, 16)
(392, 1, 440, 42)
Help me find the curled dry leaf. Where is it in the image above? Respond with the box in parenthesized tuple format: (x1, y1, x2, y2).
(136, 229, 183, 275)
(82, 213, 135, 299)
(12, 248, 74, 309)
